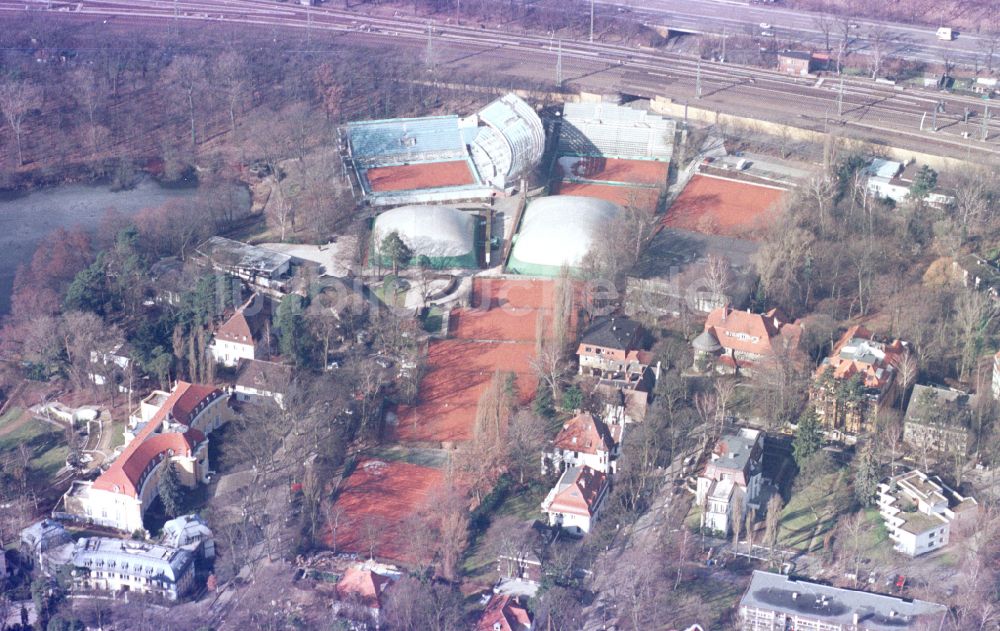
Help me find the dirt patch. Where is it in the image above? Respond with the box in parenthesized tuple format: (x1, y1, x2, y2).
(326, 459, 446, 564)
(365, 160, 476, 192)
(662, 174, 785, 238)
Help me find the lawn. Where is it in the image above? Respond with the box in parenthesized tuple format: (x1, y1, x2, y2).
(108, 420, 127, 451)
(0, 416, 69, 484)
(373, 276, 408, 308)
(461, 481, 547, 591)
(421, 306, 444, 334)
(778, 467, 850, 552)
(0, 406, 23, 432)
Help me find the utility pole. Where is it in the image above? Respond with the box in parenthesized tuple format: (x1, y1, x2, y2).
(556, 39, 563, 87)
(721, 28, 727, 63)
(837, 75, 844, 117)
(307, 6, 313, 45)
(919, 112, 926, 131)
(696, 60, 702, 99)
(590, 0, 595, 43)
(931, 108, 937, 132)
(984, 105, 990, 141)
(425, 20, 434, 72)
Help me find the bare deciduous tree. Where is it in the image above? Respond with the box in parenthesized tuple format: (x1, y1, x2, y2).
(0, 79, 43, 166)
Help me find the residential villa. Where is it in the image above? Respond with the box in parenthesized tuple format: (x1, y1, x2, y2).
(232, 358, 292, 408)
(577, 316, 647, 377)
(902, 384, 974, 456)
(57, 381, 230, 533)
(877, 470, 978, 557)
(695, 428, 765, 534)
(541, 465, 610, 535)
(161, 513, 215, 560)
(334, 563, 396, 625)
(578, 316, 659, 422)
(476, 594, 532, 631)
(692, 307, 803, 376)
(738, 570, 948, 631)
(541, 411, 623, 475)
(811, 325, 908, 437)
(70, 537, 196, 601)
(210, 293, 271, 368)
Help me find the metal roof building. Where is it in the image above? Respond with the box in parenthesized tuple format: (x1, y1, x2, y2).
(341, 94, 544, 206)
(508, 196, 621, 277)
(345, 115, 468, 168)
(559, 102, 676, 162)
(469, 94, 546, 189)
(72, 537, 196, 600)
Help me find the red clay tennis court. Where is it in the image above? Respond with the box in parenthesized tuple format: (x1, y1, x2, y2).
(395, 278, 553, 444)
(326, 459, 444, 564)
(365, 160, 475, 192)
(556, 156, 669, 186)
(395, 339, 537, 443)
(663, 174, 786, 237)
(553, 181, 661, 211)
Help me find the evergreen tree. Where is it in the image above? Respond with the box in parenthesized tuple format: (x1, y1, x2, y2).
(64, 253, 110, 315)
(274, 294, 315, 368)
(853, 441, 880, 506)
(158, 460, 184, 518)
(533, 383, 554, 418)
(908, 165, 938, 199)
(793, 408, 822, 466)
(380, 231, 412, 275)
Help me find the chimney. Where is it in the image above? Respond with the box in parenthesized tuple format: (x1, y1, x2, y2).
(792, 592, 798, 600)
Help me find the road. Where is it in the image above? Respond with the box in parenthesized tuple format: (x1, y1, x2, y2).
(2, 0, 998, 162)
(603, 0, 995, 69)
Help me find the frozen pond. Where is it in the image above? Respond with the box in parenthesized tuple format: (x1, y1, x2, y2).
(0, 179, 246, 315)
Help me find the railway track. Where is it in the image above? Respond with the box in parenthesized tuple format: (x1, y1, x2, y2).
(2, 0, 997, 158)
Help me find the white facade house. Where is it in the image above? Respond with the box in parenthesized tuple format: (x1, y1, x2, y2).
(541, 465, 609, 535)
(877, 470, 978, 557)
(541, 411, 623, 475)
(696, 428, 764, 534)
(210, 294, 270, 368)
(71, 537, 195, 601)
(865, 158, 955, 206)
(57, 382, 230, 534)
(739, 570, 948, 631)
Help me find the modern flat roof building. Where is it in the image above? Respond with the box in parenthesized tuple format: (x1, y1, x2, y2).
(739, 570, 948, 631)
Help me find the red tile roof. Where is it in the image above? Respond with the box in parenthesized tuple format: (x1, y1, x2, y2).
(336, 566, 391, 610)
(552, 412, 619, 456)
(546, 466, 609, 518)
(92, 382, 220, 498)
(215, 294, 268, 344)
(476, 594, 532, 631)
(815, 325, 906, 389)
(703, 307, 803, 362)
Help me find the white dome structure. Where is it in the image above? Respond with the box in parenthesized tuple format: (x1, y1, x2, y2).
(508, 196, 621, 276)
(372, 205, 478, 269)
(469, 94, 545, 190)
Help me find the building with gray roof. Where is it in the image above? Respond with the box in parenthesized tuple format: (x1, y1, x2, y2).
(71, 537, 195, 601)
(559, 102, 675, 162)
(739, 571, 948, 631)
(696, 427, 764, 534)
(196, 236, 292, 290)
(162, 513, 215, 560)
(903, 384, 974, 456)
